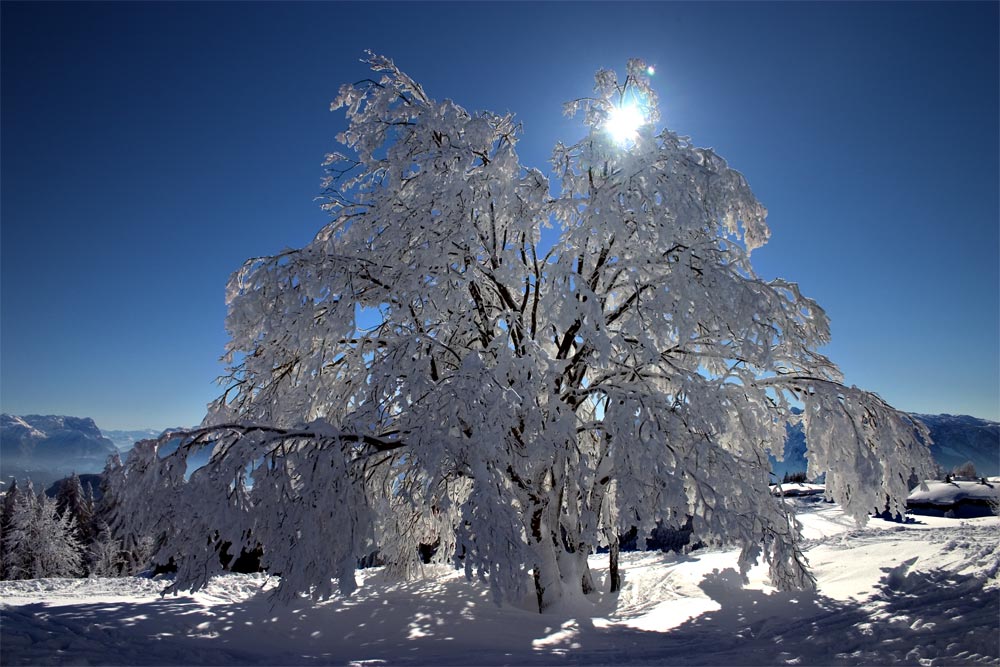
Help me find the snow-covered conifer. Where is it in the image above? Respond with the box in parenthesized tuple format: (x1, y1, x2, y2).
(1, 478, 18, 524)
(0, 478, 20, 579)
(94, 454, 121, 525)
(88, 522, 126, 577)
(112, 55, 934, 610)
(97, 455, 156, 575)
(3, 487, 83, 579)
(55, 472, 95, 544)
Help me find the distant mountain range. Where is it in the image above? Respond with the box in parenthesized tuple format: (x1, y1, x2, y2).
(912, 413, 999, 477)
(3, 411, 997, 489)
(101, 428, 165, 453)
(772, 412, 999, 480)
(0, 414, 119, 488)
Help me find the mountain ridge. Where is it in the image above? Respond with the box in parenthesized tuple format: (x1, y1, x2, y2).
(100, 428, 167, 453)
(0, 414, 119, 488)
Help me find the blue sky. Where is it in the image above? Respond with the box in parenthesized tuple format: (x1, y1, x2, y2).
(2, 2, 997, 429)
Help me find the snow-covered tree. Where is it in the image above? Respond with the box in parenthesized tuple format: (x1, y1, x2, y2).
(88, 522, 129, 577)
(0, 478, 21, 578)
(55, 472, 95, 544)
(1, 478, 19, 522)
(952, 461, 978, 479)
(3, 485, 83, 579)
(96, 455, 156, 576)
(113, 55, 934, 610)
(95, 454, 122, 525)
(89, 524, 154, 577)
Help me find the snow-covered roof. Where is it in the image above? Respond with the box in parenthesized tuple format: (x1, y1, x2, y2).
(907, 479, 999, 506)
(769, 482, 825, 497)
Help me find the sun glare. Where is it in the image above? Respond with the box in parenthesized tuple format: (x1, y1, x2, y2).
(606, 104, 645, 146)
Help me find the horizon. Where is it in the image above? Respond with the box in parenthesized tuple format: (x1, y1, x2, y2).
(2, 3, 998, 430)
(0, 410, 996, 440)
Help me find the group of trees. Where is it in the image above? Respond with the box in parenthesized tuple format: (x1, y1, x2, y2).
(949, 461, 980, 479)
(781, 471, 810, 485)
(104, 55, 934, 612)
(0, 467, 152, 580)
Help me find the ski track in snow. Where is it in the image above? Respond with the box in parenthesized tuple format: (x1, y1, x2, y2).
(2, 505, 998, 666)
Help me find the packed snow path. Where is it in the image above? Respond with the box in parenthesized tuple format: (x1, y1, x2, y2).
(3, 504, 998, 666)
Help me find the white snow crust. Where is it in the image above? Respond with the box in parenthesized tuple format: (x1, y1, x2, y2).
(2, 502, 997, 666)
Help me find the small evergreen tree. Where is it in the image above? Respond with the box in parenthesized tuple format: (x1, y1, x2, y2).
(125, 535, 155, 575)
(82, 483, 97, 545)
(3, 486, 83, 579)
(1, 478, 19, 524)
(0, 478, 20, 578)
(88, 522, 126, 577)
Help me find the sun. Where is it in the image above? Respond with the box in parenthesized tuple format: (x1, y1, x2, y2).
(606, 103, 645, 146)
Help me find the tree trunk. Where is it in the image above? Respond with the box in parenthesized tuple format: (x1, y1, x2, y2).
(609, 534, 621, 593)
(561, 543, 595, 595)
(530, 501, 563, 613)
(581, 557, 595, 594)
(533, 568, 545, 614)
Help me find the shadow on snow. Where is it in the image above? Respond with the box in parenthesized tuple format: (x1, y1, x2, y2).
(2, 561, 998, 666)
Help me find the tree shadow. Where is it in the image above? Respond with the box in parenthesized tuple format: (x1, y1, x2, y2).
(2, 560, 997, 666)
(636, 562, 1000, 666)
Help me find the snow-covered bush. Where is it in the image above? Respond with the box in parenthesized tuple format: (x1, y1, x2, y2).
(111, 55, 934, 611)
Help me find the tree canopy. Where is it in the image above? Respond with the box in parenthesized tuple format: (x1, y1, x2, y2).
(113, 55, 934, 610)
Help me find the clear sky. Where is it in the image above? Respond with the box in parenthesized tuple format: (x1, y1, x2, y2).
(2, 2, 997, 430)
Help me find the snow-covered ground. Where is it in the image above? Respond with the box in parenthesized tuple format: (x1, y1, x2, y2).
(2, 502, 998, 666)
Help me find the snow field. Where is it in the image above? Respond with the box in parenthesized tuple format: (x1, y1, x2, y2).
(2, 503, 998, 666)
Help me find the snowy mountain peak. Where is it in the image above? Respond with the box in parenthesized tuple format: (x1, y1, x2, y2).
(0, 414, 119, 487)
(0, 414, 46, 440)
(1, 414, 105, 440)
